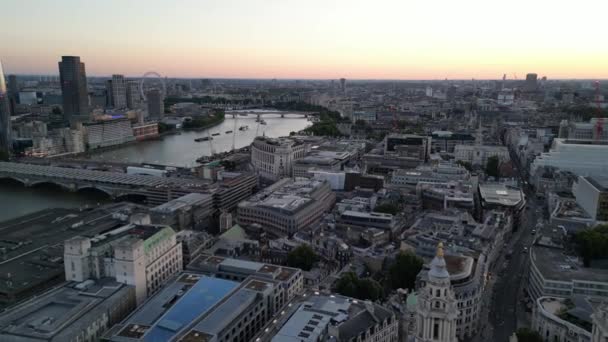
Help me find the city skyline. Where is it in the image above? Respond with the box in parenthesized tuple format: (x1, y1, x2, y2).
(2, 0, 608, 80)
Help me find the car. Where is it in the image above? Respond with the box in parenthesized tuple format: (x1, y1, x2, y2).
(531, 229, 536, 235)
(522, 247, 529, 253)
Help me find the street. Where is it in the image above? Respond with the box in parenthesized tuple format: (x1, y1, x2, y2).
(483, 143, 542, 341)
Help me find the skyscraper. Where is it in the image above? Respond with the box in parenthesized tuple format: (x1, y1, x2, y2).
(0, 61, 11, 157)
(524, 73, 538, 92)
(59, 56, 90, 124)
(7, 74, 18, 115)
(146, 89, 163, 120)
(340, 77, 346, 93)
(126, 80, 140, 109)
(110, 74, 127, 109)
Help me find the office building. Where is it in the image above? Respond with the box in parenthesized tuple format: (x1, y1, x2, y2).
(527, 244, 608, 301)
(146, 89, 163, 120)
(454, 144, 510, 167)
(525, 73, 538, 92)
(110, 74, 127, 109)
(104, 271, 289, 342)
(0, 280, 135, 342)
(572, 176, 608, 222)
(531, 138, 608, 178)
(431, 131, 476, 153)
(391, 163, 470, 188)
(7, 74, 17, 115)
(268, 294, 397, 342)
(132, 122, 159, 140)
(150, 193, 214, 230)
(415, 243, 459, 342)
(417, 181, 475, 214)
(64, 224, 183, 304)
(58, 56, 90, 123)
(384, 133, 432, 162)
(340, 77, 346, 93)
(188, 255, 303, 301)
(0, 61, 10, 156)
(126, 80, 141, 109)
(237, 178, 335, 236)
(292, 150, 352, 178)
(532, 296, 600, 342)
(84, 118, 135, 149)
(251, 136, 310, 181)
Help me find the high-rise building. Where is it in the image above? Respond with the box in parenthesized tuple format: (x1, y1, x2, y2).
(126, 80, 140, 109)
(525, 73, 538, 92)
(146, 89, 163, 120)
(340, 77, 346, 93)
(415, 243, 458, 342)
(0, 61, 11, 157)
(110, 74, 127, 108)
(7, 74, 17, 115)
(58, 56, 90, 123)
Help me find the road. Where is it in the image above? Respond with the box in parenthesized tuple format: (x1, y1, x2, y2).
(485, 143, 543, 341)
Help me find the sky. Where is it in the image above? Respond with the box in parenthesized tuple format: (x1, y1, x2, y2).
(1, 0, 608, 80)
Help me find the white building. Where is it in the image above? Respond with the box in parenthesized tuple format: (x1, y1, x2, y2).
(84, 118, 135, 150)
(532, 296, 597, 342)
(592, 303, 608, 342)
(415, 243, 459, 342)
(531, 139, 608, 178)
(572, 176, 608, 222)
(64, 224, 183, 304)
(251, 136, 310, 181)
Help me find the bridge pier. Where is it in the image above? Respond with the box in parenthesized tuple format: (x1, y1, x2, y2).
(281, 113, 285, 118)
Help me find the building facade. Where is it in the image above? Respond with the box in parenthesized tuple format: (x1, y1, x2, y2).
(110, 74, 127, 109)
(572, 176, 608, 222)
(251, 136, 310, 181)
(64, 224, 183, 304)
(0, 61, 11, 156)
(415, 243, 459, 342)
(59, 56, 90, 124)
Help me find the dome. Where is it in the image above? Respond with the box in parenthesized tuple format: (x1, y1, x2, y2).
(428, 242, 450, 279)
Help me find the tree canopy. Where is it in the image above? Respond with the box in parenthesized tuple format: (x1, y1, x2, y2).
(485, 155, 500, 179)
(374, 203, 399, 216)
(386, 252, 424, 290)
(575, 224, 608, 267)
(286, 245, 318, 271)
(334, 272, 384, 301)
(516, 328, 544, 342)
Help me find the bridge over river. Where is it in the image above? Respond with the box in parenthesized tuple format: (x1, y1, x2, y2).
(0, 162, 211, 205)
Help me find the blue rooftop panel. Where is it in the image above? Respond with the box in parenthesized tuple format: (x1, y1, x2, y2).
(144, 276, 238, 342)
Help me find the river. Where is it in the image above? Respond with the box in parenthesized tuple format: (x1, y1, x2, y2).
(0, 112, 310, 222)
(88, 114, 309, 167)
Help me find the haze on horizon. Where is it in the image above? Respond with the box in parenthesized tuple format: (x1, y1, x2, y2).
(1, 0, 607, 80)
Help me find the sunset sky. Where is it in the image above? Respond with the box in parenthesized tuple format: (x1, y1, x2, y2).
(1, 0, 607, 79)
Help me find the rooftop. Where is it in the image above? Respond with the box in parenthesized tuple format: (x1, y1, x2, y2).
(532, 245, 608, 283)
(151, 193, 213, 213)
(113, 274, 239, 342)
(478, 183, 524, 207)
(0, 279, 132, 341)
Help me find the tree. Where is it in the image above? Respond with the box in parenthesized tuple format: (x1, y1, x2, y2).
(386, 252, 424, 290)
(334, 272, 384, 301)
(485, 156, 500, 179)
(286, 245, 318, 271)
(575, 224, 608, 267)
(373, 203, 399, 215)
(456, 160, 473, 172)
(516, 328, 543, 342)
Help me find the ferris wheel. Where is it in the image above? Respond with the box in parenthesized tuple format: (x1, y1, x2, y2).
(139, 71, 166, 100)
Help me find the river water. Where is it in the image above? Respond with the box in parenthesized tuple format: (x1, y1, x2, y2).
(0, 113, 310, 222)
